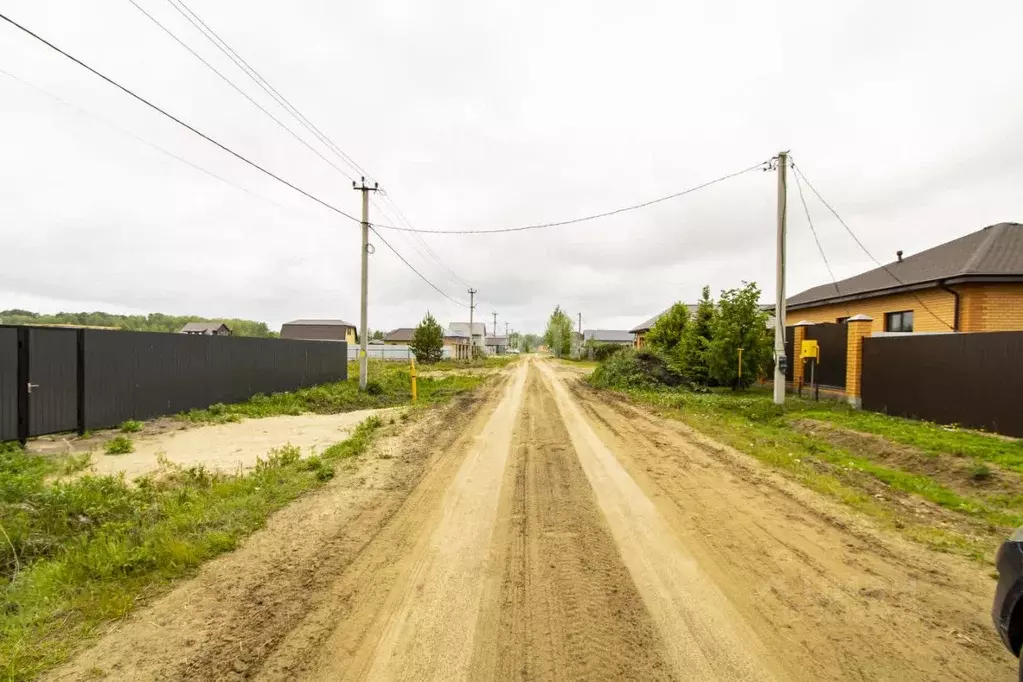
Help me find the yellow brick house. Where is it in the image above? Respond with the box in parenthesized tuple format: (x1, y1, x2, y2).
(786, 222, 1023, 333)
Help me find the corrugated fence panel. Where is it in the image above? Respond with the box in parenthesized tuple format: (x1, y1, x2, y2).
(82, 331, 347, 430)
(862, 331, 1023, 437)
(0, 328, 17, 441)
(805, 322, 847, 388)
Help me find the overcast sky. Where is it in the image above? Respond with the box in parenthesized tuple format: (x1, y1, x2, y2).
(2, 0, 1022, 335)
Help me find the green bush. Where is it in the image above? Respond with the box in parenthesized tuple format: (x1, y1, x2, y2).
(590, 349, 686, 390)
(591, 343, 627, 362)
(365, 381, 384, 396)
(120, 420, 143, 433)
(104, 436, 134, 455)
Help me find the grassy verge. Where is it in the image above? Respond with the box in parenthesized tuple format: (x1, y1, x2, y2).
(0, 417, 382, 680)
(596, 384, 1020, 562)
(424, 355, 520, 372)
(181, 360, 483, 424)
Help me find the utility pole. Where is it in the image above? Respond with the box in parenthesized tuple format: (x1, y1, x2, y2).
(578, 312, 582, 335)
(354, 177, 379, 391)
(468, 288, 478, 358)
(505, 322, 509, 337)
(492, 312, 498, 341)
(774, 152, 788, 406)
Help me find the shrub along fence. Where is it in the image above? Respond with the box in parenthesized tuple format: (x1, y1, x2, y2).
(0, 326, 347, 442)
(861, 330, 1023, 437)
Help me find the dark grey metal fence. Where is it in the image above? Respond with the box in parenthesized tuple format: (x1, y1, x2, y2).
(0, 326, 347, 441)
(862, 331, 1023, 437)
(805, 322, 847, 388)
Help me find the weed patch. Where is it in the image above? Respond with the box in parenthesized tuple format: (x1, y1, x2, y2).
(119, 420, 143, 434)
(104, 437, 134, 455)
(0, 417, 382, 680)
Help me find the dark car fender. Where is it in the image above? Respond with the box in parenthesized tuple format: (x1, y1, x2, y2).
(994, 541, 1023, 653)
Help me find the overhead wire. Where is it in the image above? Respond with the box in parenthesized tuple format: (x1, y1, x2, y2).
(164, 0, 370, 180)
(369, 160, 772, 234)
(791, 161, 841, 296)
(369, 227, 471, 307)
(0, 66, 314, 217)
(790, 161, 955, 331)
(127, 0, 357, 182)
(154, 0, 472, 293)
(0, 10, 362, 224)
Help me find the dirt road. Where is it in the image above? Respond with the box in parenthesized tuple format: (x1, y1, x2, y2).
(51, 358, 1015, 681)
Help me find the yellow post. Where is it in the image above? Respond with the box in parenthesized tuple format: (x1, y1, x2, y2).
(410, 357, 418, 402)
(737, 348, 743, 379)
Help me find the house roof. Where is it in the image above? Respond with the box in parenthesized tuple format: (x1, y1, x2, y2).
(448, 322, 487, 336)
(179, 322, 228, 333)
(282, 319, 356, 327)
(629, 305, 699, 334)
(583, 329, 634, 343)
(788, 222, 1023, 309)
(384, 327, 415, 342)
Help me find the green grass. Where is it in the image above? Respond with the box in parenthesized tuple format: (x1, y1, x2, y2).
(119, 420, 143, 433)
(103, 436, 134, 455)
(182, 361, 483, 424)
(601, 385, 1019, 562)
(0, 417, 382, 681)
(423, 355, 519, 372)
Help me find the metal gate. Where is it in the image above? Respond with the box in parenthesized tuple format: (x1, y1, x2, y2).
(25, 328, 79, 437)
(804, 322, 847, 388)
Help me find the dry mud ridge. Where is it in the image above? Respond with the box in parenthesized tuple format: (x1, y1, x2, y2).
(50, 358, 1015, 681)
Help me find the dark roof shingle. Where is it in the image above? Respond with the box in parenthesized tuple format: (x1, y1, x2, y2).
(788, 223, 1023, 308)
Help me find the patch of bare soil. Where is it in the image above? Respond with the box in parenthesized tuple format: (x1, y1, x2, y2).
(567, 376, 1015, 681)
(44, 380, 504, 682)
(794, 417, 1023, 502)
(89, 408, 399, 480)
(470, 369, 672, 680)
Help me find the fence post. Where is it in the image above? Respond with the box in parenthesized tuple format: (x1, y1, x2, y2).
(845, 314, 874, 408)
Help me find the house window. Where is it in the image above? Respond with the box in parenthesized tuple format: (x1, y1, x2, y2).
(885, 310, 914, 333)
(836, 316, 849, 324)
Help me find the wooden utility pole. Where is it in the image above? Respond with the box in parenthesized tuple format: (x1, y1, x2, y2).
(468, 288, 478, 358)
(353, 177, 379, 391)
(492, 312, 498, 343)
(773, 152, 788, 405)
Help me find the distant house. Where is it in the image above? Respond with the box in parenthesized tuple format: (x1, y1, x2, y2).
(583, 329, 634, 346)
(448, 322, 487, 351)
(179, 322, 231, 336)
(485, 336, 509, 355)
(280, 319, 357, 344)
(384, 326, 470, 359)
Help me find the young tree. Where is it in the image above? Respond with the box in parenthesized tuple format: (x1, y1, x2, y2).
(679, 286, 715, 384)
(520, 333, 541, 353)
(370, 329, 386, 341)
(544, 306, 574, 358)
(645, 302, 690, 354)
(707, 282, 771, 388)
(410, 312, 445, 364)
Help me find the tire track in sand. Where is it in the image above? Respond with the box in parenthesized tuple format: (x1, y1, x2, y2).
(470, 366, 673, 680)
(346, 359, 528, 680)
(536, 360, 782, 681)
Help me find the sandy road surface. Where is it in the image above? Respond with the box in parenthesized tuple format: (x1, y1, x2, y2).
(51, 358, 1014, 681)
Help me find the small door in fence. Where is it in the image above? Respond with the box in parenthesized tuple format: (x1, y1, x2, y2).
(26, 328, 79, 437)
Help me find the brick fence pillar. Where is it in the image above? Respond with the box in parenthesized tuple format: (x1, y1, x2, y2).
(845, 314, 874, 408)
(791, 322, 812, 390)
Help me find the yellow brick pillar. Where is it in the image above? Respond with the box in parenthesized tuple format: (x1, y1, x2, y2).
(845, 314, 873, 408)
(791, 322, 811, 390)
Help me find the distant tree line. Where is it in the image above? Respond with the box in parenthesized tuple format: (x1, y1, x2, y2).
(0, 309, 277, 338)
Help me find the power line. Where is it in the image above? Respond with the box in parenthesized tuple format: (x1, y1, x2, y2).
(0, 66, 312, 217)
(127, 0, 357, 183)
(155, 0, 473, 289)
(370, 160, 772, 234)
(369, 227, 470, 307)
(791, 161, 955, 331)
(164, 0, 370, 181)
(0, 10, 362, 224)
(791, 162, 840, 296)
